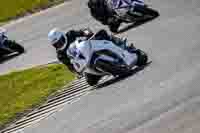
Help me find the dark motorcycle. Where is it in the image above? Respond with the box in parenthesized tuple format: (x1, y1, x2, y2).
(109, 0, 159, 32)
(0, 29, 25, 57)
(89, 0, 159, 33)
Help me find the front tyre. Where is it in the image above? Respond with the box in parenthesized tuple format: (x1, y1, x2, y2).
(85, 73, 102, 86)
(144, 7, 159, 18)
(133, 5, 159, 20)
(136, 49, 148, 67)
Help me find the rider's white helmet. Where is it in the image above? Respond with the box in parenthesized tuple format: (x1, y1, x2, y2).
(48, 28, 67, 50)
(0, 28, 7, 35)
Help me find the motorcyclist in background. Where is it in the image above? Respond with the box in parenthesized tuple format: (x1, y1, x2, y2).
(87, 0, 145, 25)
(0, 28, 9, 47)
(87, 0, 115, 25)
(0, 28, 25, 55)
(48, 28, 135, 75)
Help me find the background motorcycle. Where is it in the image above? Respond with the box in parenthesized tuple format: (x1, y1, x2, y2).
(107, 0, 159, 32)
(0, 28, 25, 57)
(68, 29, 148, 86)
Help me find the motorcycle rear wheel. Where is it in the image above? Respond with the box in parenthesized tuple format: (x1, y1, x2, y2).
(8, 40, 25, 54)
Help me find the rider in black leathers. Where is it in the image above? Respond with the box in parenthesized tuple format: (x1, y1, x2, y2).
(87, 0, 116, 25)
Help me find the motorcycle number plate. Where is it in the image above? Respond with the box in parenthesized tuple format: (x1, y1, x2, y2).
(68, 46, 81, 58)
(111, 0, 144, 9)
(111, 0, 131, 9)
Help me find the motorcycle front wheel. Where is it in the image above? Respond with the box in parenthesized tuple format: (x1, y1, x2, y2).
(136, 6, 159, 19)
(135, 49, 148, 67)
(127, 5, 159, 22)
(85, 73, 102, 86)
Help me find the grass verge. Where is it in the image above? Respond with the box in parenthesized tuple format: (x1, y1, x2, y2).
(0, 0, 66, 23)
(0, 64, 75, 128)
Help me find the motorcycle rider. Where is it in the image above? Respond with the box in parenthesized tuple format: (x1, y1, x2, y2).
(0, 28, 25, 55)
(48, 28, 136, 74)
(0, 28, 8, 47)
(87, 0, 145, 25)
(87, 0, 114, 25)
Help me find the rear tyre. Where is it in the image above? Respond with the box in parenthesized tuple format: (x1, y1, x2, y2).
(0, 48, 11, 56)
(85, 73, 102, 86)
(8, 40, 25, 54)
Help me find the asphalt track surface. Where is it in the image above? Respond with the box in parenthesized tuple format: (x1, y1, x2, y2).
(1, 0, 200, 132)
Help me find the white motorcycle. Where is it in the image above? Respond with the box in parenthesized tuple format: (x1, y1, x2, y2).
(67, 31, 148, 86)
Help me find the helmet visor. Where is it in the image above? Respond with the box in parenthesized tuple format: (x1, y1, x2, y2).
(52, 36, 66, 49)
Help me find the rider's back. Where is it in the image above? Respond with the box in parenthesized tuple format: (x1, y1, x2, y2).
(88, 0, 112, 24)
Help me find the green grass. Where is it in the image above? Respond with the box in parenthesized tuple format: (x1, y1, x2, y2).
(0, 0, 65, 23)
(0, 64, 75, 127)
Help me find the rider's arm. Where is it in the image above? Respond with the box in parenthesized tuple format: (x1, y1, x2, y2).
(65, 30, 86, 44)
(65, 29, 93, 44)
(56, 50, 76, 73)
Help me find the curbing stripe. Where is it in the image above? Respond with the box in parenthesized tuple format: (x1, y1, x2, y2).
(1, 78, 93, 133)
(47, 83, 90, 103)
(1, 76, 112, 133)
